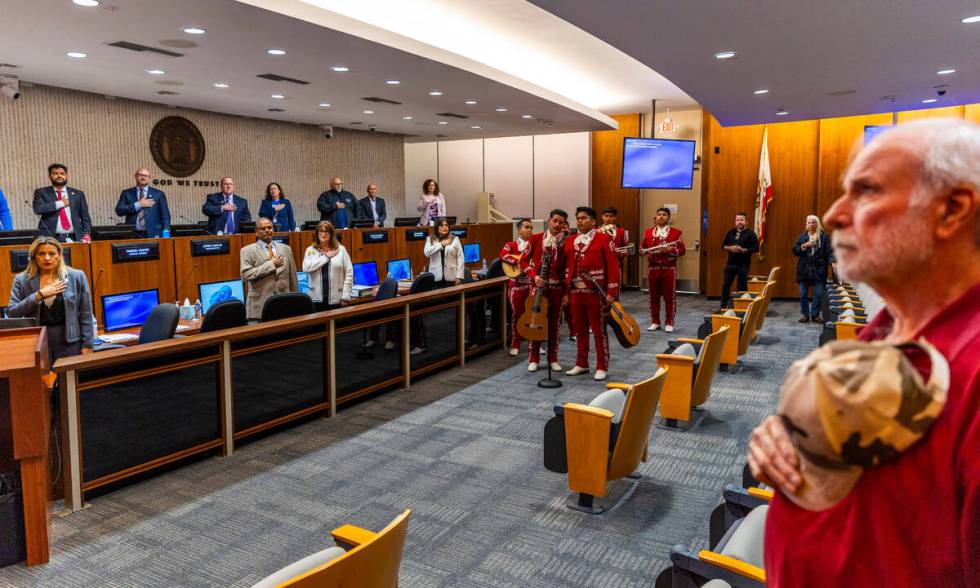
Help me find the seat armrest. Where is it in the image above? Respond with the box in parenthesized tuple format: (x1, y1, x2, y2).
(331, 524, 377, 549)
(656, 353, 694, 364)
(605, 383, 631, 392)
(747, 487, 774, 502)
(676, 337, 704, 345)
(563, 403, 614, 420)
(697, 550, 766, 583)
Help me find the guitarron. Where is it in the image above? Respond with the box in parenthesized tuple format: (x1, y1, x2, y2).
(516, 232, 567, 341)
(580, 272, 641, 348)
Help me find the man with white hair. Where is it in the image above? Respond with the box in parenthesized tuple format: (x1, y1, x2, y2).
(748, 118, 980, 586)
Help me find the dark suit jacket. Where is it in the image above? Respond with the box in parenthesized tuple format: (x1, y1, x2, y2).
(202, 193, 252, 235)
(115, 186, 171, 237)
(258, 198, 297, 231)
(357, 196, 387, 226)
(32, 186, 92, 240)
(316, 189, 358, 229)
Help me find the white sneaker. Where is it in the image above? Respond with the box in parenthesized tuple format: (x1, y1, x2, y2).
(384, 341, 395, 350)
(594, 370, 607, 381)
(664, 325, 674, 333)
(409, 346, 424, 355)
(509, 348, 519, 356)
(527, 362, 539, 372)
(362, 340, 376, 348)
(566, 365, 589, 376)
(647, 323, 660, 331)
(550, 362, 562, 372)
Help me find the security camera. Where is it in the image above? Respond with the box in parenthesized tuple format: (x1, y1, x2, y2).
(319, 124, 333, 139)
(0, 75, 19, 100)
(935, 85, 949, 97)
(369, 126, 376, 132)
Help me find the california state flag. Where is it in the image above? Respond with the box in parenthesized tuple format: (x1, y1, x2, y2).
(754, 125, 773, 259)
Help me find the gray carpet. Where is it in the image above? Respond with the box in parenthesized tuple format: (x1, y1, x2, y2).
(0, 292, 818, 587)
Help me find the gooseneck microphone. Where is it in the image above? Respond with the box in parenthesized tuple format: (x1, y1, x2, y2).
(175, 263, 200, 300)
(91, 267, 105, 298)
(25, 199, 57, 240)
(178, 214, 196, 224)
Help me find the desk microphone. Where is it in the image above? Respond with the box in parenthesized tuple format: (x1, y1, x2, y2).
(91, 267, 105, 297)
(178, 214, 197, 225)
(175, 263, 200, 300)
(25, 199, 57, 240)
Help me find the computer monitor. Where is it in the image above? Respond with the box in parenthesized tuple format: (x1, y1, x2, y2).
(0, 230, 39, 246)
(296, 271, 310, 295)
(386, 258, 411, 280)
(301, 220, 320, 231)
(101, 289, 160, 332)
(238, 221, 256, 234)
(92, 225, 136, 241)
(394, 217, 420, 227)
(463, 243, 481, 264)
(170, 224, 207, 237)
(197, 279, 245, 314)
(442, 216, 457, 225)
(352, 218, 376, 228)
(353, 261, 380, 287)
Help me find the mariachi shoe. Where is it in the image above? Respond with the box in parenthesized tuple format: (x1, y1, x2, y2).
(664, 325, 674, 333)
(528, 362, 539, 372)
(509, 347, 519, 356)
(410, 346, 425, 355)
(384, 341, 396, 350)
(550, 362, 562, 372)
(593, 370, 607, 381)
(566, 365, 589, 376)
(647, 323, 660, 331)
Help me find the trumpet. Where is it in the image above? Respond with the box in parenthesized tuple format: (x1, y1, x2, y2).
(639, 240, 682, 255)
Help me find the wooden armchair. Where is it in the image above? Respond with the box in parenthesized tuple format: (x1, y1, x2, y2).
(548, 368, 668, 514)
(746, 266, 780, 294)
(655, 325, 730, 430)
(732, 282, 774, 341)
(252, 509, 411, 588)
(711, 299, 762, 369)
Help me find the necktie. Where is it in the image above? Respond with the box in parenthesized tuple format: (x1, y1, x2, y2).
(267, 243, 275, 259)
(56, 190, 70, 230)
(224, 196, 235, 234)
(136, 188, 146, 230)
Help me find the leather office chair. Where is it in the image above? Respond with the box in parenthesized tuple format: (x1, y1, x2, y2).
(407, 273, 435, 352)
(200, 300, 247, 333)
(485, 257, 504, 279)
(138, 304, 180, 344)
(375, 277, 398, 301)
(261, 292, 314, 322)
(407, 272, 435, 295)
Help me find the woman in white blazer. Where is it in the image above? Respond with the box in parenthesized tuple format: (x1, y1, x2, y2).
(423, 218, 465, 287)
(302, 221, 353, 311)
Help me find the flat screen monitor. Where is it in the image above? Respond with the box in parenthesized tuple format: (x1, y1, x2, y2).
(92, 225, 136, 241)
(864, 125, 892, 145)
(621, 137, 696, 189)
(102, 288, 159, 332)
(301, 220, 320, 231)
(0, 230, 39, 246)
(442, 216, 457, 225)
(171, 224, 207, 237)
(386, 258, 411, 280)
(353, 261, 379, 286)
(352, 219, 376, 228)
(463, 243, 481, 264)
(394, 217, 420, 227)
(296, 271, 310, 295)
(198, 279, 245, 314)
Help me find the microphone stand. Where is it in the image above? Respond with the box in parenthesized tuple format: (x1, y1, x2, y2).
(25, 199, 58, 241)
(175, 263, 200, 304)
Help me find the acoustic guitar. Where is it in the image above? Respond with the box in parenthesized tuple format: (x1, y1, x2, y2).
(516, 232, 567, 341)
(502, 259, 523, 279)
(579, 272, 641, 348)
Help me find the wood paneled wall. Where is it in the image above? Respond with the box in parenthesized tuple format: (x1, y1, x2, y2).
(591, 114, 641, 286)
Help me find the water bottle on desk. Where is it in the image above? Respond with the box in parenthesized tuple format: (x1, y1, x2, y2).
(481, 259, 488, 272)
(194, 299, 202, 321)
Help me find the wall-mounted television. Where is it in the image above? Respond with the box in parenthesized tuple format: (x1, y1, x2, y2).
(864, 125, 892, 145)
(621, 137, 696, 190)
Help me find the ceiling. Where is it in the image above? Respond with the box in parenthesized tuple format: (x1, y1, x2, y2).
(530, 0, 980, 125)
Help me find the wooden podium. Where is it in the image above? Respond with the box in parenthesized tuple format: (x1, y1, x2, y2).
(0, 328, 51, 566)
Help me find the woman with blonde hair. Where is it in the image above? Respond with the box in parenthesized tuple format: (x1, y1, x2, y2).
(792, 214, 836, 322)
(302, 221, 353, 312)
(7, 237, 95, 361)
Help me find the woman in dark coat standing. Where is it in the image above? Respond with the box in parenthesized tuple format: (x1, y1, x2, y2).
(792, 214, 836, 322)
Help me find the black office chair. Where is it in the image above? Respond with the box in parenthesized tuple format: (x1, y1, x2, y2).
(359, 278, 400, 359)
(376, 277, 398, 301)
(199, 300, 247, 333)
(0, 317, 37, 329)
(138, 304, 180, 344)
(486, 257, 505, 279)
(408, 272, 435, 295)
(261, 292, 314, 322)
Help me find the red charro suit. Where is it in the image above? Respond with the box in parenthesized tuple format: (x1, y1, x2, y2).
(499, 239, 530, 350)
(564, 229, 621, 371)
(641, 225, 685, 326)
(521, 230, 567, 364)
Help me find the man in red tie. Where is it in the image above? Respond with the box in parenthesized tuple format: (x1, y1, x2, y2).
(32, 163, 92, 242)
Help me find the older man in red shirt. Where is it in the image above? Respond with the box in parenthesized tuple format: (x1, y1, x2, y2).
(748, 118, 980, 586)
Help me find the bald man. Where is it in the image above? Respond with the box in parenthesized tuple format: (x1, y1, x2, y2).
(317, 177, 358, 229)
(115, 168, 171, 238)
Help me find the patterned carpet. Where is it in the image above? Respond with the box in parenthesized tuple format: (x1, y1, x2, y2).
(0, 292, 818, 587)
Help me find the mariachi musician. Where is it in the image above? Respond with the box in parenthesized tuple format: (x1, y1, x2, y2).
(641, 207, 686, 333)
(500, 218, 534, 356)
(600, 206, 631, 267)
(564, 206, 620, 381)
(521, 209, 569, 373)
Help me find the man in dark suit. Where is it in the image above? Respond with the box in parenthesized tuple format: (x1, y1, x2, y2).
(358, 183, 387, 227)
(33, 163, 92, 242)
(114, 167, 171, 238)
(316, 176, 358, 229)
(202, 176, 251, 235)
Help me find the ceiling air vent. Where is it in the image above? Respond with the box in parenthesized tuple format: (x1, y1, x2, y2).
(107, 41, 183, 58)
(436, 112, 469, 119)
(267, 108, 285, 112)
(157, 90, 179, 95)
(362, 96, 402, 105)
(256, 73, 310, 85)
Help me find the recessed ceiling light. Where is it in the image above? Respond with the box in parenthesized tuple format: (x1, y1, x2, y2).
(521, 114, 533, 119)
(182, 27, 206, 35)
(714, 51, 737, 60)
(363, 110, 374, 114)
(464, 100, 477, 105)
(776, 110, 788, 116)
(495, 107, 507, 112)
(146, 69, 166, 75)
(438, 121, 448, 125)
(960, 15, 980, 23)
(66, 52, 87, 58)
(331, 65, 350, 72)
(271, 94, 285, 99)
(402, 116, 413, 120)
(213, 82, 229, 88)
(471, 125, 481, 129)
(318, 103, 331, 108)
(429, 91, 443, 96)
(937, 69, 956, 75)
(386, 80, 400, 85)
(267, 49, 286, 56)
(754, 89, 769, 95)
(73, 0, 99, 6)
(922, 98, 938, 104)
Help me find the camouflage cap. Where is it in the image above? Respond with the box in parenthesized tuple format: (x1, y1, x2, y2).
(777, 339, 949, 511)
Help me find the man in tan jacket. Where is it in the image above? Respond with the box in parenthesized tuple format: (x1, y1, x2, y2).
(240, 217, 298, 320)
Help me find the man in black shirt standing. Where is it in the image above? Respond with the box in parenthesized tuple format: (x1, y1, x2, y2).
(720, 211, 759, 309)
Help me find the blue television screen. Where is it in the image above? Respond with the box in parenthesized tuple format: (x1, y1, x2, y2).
(463, 243, 481, 263)
(353, 261, 379, 286)
(198, 279, 245, 314)
(296, 272, 310, 295)
(386, 258, 411, 280)
(864, 125, 891, 145)
(621, 137, 696, 189)
(102, 289, 159, 331)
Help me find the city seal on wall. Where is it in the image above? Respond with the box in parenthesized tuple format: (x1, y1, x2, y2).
(149, 116, 206, 177)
